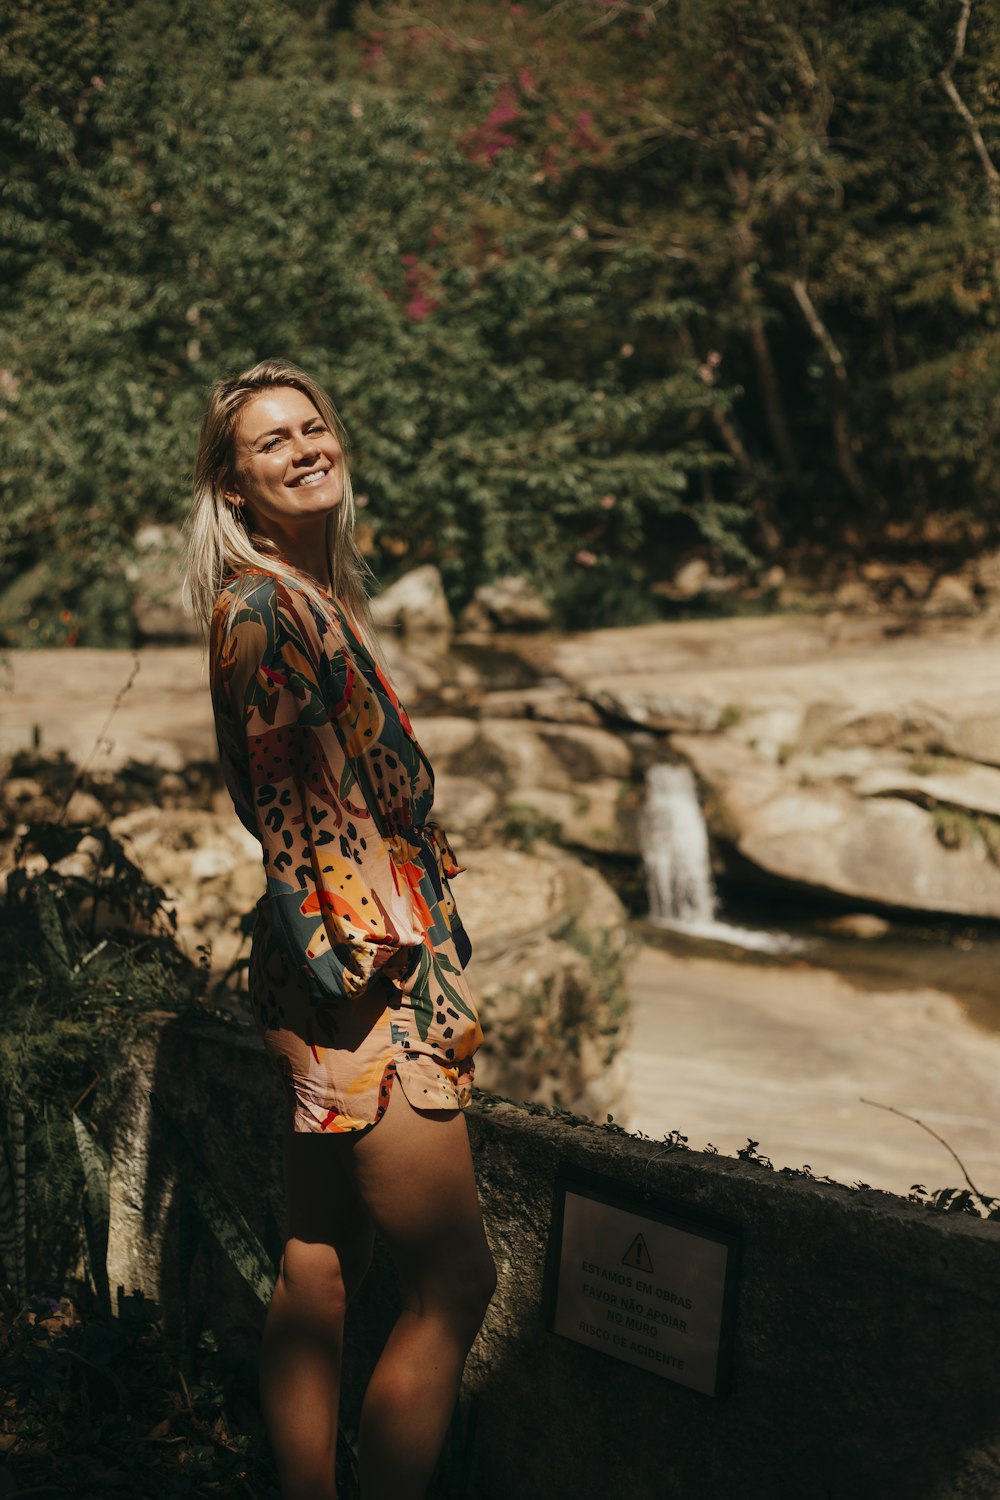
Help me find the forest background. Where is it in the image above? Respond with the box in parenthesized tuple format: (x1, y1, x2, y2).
(2, 0, 999, 645)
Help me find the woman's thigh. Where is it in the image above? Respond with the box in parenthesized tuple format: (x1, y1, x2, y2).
(346, 1087, 495, 1306)
(281, 1123, 375, 1295)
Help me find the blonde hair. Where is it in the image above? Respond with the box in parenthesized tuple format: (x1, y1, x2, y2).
(184, 357, 382, 656)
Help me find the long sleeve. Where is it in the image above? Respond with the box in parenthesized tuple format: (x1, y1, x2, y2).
(214, 579, 427, 1002)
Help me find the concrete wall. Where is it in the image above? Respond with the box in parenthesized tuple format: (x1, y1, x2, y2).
(105, 1015, 1000, 1500)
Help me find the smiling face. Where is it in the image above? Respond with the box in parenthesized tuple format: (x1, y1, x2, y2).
(227, 386, 345, 549)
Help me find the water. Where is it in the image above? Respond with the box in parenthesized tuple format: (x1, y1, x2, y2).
(641, 761, 801, 954)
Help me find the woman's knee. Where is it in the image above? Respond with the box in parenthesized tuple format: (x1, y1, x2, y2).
(278, 1232, 372, 1313)
(445, 1243, 497, 1338)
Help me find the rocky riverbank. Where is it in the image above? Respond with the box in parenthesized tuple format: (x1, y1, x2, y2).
(6, 575, 1000, 1136)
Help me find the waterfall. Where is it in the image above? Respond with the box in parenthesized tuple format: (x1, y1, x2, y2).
(641, 762, 718, 926)
(640, 760, 802, 952)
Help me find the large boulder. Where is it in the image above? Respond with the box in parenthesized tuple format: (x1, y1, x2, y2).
(127, 524, 200, 642)
(371, 564, 453, 635)
(458, 575, 552, 632)
(674, 733, 1000, 919)
(455, 718, 639, 853)
(110, 806, 264, 987)
(459, 846, 630, 1119)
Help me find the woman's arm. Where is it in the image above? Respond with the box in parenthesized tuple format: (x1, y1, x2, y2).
(221, 583, 428, 1000)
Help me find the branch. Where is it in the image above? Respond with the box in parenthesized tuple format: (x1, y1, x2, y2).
(789, 277, 847, 388)
(582, 1, 673, 36)
(859, 1097, 982, 1198)
(789, 276, 868, 503)
(939, 0, 1000, 268)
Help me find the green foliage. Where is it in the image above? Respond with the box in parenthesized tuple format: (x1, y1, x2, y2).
(0, 1295, 279, 1497)
(149, 1094, 276, 1307)
(71, 1111, 111, 1315)
(930, 803, 1000, 862)
(3, 0, 1000, 645)
(498, 800, 563, 851)
(0, 823, 205, 1288)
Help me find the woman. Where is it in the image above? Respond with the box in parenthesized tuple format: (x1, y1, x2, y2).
(185, 358, 495, 1500)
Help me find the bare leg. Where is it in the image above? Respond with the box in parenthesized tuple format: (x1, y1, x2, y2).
(349, 1087, 496, 1500)
(260, 1124, 375, 1500)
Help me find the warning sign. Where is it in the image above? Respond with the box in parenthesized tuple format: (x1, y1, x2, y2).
(622, 1233, 654, 1274)
(548, 1175, 738, 1396)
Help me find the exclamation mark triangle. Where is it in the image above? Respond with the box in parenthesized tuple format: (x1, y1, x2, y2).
(622, 1232, 654, 1274)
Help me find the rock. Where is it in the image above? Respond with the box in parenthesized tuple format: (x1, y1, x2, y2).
(463, 852, 630, 1119)
(921, 511, 965, 544)
(457, 597, 491, 633)
(190, 846, 238, 881)
(3, 647, 218, 771)
(946, 714, 1000, 769)
(384, 640, 483, 712)
(475, 720, 567, 789)
(897, 563, 934, 600)
(458, 847, 570, 948)
(62, 789, 107, 826)
(127, 524, 200, 642)
(2, 777, 45, 812)
(109, 808, 262, 960)
(973, 549, 1000, 595)
(672, 559, 711, 599)
(855, 762, 1000, 819)
(533, 723, 633, 781)
(460, 576, 552, 632)
(924, 574, 977, 617)
(429, 774, 498, 834)
(587, 688, 726, 733)
(509, 780, 636, 856)
(409, 715, 479, 765)
(370, 565, 453, 635)
(471, 719, 635, 810)
(52, 834, 105, 880)
(824, 708, 948, 753)
(819, 914, 891, 939)
(480, 687, 603, 727)
(674, 733, 1000, 919)
(728, 704, 808, 763)
(833, 579, 875, 610)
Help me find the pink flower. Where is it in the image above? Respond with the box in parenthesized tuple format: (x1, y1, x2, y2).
(571, 111, 604, 154)
(406, 292, 439, 321)
(598, 494, 617, 509)
(486, 86, 520, 128)
(574, 549, 598, 567)
(484, 135, 517, 161)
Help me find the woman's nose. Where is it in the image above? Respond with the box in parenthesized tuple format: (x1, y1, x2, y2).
(291, 431, 320, 461)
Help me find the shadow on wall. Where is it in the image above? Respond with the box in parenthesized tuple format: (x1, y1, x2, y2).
(106, 1017, 1000, 1500)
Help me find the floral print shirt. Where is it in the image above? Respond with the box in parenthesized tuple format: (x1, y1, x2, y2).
(209, 570, 483, 1130)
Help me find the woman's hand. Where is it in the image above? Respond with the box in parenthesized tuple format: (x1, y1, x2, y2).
(392, 966, 423, 997)
(382, 946, 425, 997)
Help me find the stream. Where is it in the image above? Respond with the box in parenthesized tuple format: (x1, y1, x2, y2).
(627, 765, 1000, 1197)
